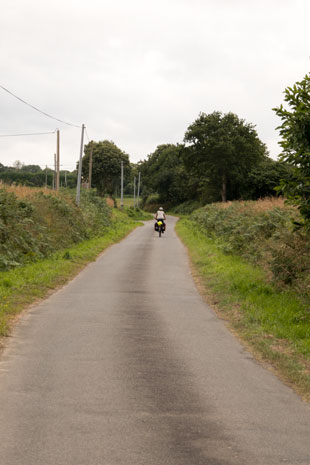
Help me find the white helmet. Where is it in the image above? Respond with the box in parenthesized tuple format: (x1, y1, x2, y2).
(159, 207, 163, 211)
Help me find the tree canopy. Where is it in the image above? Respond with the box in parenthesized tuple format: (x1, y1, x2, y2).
(139, 144, 189, 205)
(239, 157, 292, 200)
(138, 111, 288, 209)
(82, 140, 131, 196)
(0, 163, 76, 188)
(21, 164, 42, 173)
(0, 107, 292, 208)
(273, 73, 310, 223)
(183, 112, 266, 202)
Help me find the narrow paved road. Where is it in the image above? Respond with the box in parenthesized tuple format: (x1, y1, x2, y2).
(0, 217, 310, 465)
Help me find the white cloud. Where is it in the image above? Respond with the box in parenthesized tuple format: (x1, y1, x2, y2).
(1, 0, 309, 167)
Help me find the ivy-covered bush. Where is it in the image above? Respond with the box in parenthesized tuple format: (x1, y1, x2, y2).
(190, 202, 294, 260)
(0, 188, 112, 270)
(189, 200, 310, 298)
(0, 190, 47, 269)
(172, 200, 203, 215)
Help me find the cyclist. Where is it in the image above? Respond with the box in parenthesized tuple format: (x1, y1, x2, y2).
(155, 207, 166, 230)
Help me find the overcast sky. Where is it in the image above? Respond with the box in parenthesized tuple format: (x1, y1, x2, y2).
(1, 0, 309, 170)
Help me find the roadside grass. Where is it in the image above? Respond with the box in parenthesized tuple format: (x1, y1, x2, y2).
(115, 196, 135, 208)
(0, 210, 140, 338)
(123, 208, 153, 221)
(114, 197, 153, 220)
(176, 218, 310, 400)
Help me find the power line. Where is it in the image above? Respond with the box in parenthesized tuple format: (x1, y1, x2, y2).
(85, 127, 90, 142)
(0, 84, 82, 129)
(0, 130, 57, 138)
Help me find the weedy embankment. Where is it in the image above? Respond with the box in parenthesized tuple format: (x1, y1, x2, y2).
(176, 198, 310, 399)
(0, 185, 143, 338)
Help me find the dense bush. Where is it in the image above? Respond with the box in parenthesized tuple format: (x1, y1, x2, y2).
(189, 199, 310, 298)
(142, 193, 170, 212)
(190, 201, 293, 259)
(0, 190, 49, 269)
(123, 207, 152, 221)
(0, 188, 112, 270)
(78, 190, 112, 235)
(269, 229, 310, 292)
(172, 200, 203, 215)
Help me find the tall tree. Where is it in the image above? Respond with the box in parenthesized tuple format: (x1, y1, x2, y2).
(139, 144, 189, 205)
(238, 157, 292, 200)
(82, 140, 130, 196)
(13, 160, 24, 170)
(183, 112, 266, 202)
(21, 164, 42, 173)
(273, 73, 310, 224)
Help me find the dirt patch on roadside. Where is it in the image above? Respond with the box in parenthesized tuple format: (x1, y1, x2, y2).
(106, 197, 114, 207)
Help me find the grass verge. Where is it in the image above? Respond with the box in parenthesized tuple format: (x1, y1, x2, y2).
(176, 218, 310, 400)
(0, 210, 140, 339)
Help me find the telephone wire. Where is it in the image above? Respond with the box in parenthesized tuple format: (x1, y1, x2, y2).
(0, 84, 81, 128)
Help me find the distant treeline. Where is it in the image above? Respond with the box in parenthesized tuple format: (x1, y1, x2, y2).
(139, 111, 292, 210)
(0, 163, 77, 188)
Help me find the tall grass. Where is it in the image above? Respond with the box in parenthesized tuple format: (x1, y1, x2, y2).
(0, 182, 52, 198)
(216, 197, 286, 211)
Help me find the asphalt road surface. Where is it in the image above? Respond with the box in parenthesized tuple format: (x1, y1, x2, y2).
(0, 217, 310, 465)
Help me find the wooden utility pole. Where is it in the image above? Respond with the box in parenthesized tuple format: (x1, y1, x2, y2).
(45, 165, 48, 188)
(133, 176, 136, 208)
(137, 172, 141, 209)
(120, 161, 124, 208)
(76, 124, 85, 206)
(65, 170, 67, 187)
(53, 153, 56, 190)
(88, 140, 93, 188)
(56, 129, 60, 190)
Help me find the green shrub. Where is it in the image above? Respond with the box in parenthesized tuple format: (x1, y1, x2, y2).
(269, 229, 310, 295)
(0, 190, 49, 269)
(188, 200, 310, 298)
(124, 207, 152, 220)
(172, 200, 202, 215)
(190, 202, 294, 258)
(142, 193, 171, 212)
(0, 188, 112, 270)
